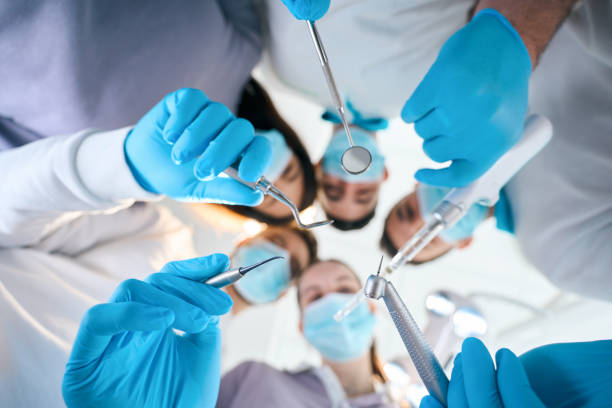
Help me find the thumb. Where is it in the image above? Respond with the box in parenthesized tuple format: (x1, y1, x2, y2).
(401, 71, 437, 124)
(419, 396, 445, 408)
(415, 160, 476, 188)
(68, 302, 174, 364)
(496, 349, 546, 408)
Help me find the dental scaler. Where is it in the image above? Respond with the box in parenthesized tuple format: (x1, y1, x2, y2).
(335, 114, 553, 321)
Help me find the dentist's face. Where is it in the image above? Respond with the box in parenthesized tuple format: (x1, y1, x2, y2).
(257, 155, 304, 219)
(384, 192, 458, 263)
(297, 261, 361, 309)
(317, 164, 387, 223)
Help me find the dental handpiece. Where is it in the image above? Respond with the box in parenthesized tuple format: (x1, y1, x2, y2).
(223, 167, 332, 229)
(334, 114, 553, 322)
(365, 274, 449, 407)
(204, 256, 283, 288)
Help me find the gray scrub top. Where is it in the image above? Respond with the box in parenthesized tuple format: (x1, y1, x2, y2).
(0, 0, 261, 149)
(217, 361, 392, 408)
(506, 0, 612, 300)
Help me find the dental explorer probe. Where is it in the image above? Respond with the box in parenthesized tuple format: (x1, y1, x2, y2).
(223, 167, 333, 230)
(335, 114, 553, 322)
(364, 271, 449, 407)
(306, 21, 372, 175)
(204, 256, 284, 288)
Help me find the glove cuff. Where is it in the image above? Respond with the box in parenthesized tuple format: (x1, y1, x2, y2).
(76, 127, 160, 205)
(474, 8, 532, 72)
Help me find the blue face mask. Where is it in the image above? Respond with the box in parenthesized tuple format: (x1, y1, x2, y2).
(257, 129, 293, 182)
(303, 293, 376, 362)
(232, 241, 291, 304)
(322, 129, 385, 182)
(417, 184, 489, 242)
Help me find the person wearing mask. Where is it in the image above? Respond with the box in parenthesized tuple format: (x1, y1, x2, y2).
(0, 88, 270, 407)
(217, 259, 396, 407)
(225, 224, 318, 313)
(316, 120, 390, 231)
(220, 79, 318, 225)
(379, 184, 508, 264)
(280, 1, 612, 301)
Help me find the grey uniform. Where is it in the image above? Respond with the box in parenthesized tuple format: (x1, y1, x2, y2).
(217, 361, 392, 408)
(0, 0, 261, 149)
(506, 0, 612, 300)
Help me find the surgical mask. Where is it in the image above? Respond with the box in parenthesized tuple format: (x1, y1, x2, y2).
(322, 129, 385, 182)
(303, 293, 376, 362)
(258, 129, 293, 182)
(232, 241, 291, 304)
(417, 184, 489, 242)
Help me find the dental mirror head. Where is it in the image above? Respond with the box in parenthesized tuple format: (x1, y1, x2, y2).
(341, 145, 372, 175)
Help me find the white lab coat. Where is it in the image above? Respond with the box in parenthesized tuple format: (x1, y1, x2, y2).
(262, 0, 473, 119)
(0, 129, 197, 407)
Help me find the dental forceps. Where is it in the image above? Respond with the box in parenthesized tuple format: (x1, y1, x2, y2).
(223, 167, 332, 229)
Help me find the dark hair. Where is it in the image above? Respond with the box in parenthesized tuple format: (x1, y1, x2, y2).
(379, 211, 452, 265)
(296, 259, 388, 383)
(326, 207, 376, 231)
(224, 79, 317, 224)
(291, 225, 318, 277)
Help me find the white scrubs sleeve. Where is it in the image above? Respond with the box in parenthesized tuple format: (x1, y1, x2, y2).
(0, 127, 159, 248)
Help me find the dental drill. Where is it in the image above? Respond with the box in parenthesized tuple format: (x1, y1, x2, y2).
(365, 273, 449, 406)
(335, 114, 553, 321)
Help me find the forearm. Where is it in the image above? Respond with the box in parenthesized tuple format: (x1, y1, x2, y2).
(475, 0, 580, 66)
(0, 127, 157, 248)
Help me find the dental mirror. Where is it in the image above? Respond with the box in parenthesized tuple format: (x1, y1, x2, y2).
(341, 145, 372, 175)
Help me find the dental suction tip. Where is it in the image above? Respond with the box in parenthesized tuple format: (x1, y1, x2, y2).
(239, 256, 284, 275)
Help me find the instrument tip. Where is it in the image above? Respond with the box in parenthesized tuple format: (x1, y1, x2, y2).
(240, 256, 284, 275)
(376, 255, 384, 276)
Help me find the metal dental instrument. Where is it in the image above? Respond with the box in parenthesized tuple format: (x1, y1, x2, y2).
(223, 167, 332, 229)
(364, 272, 449, 407)
(204, 256, 284, 288)
(306, 20, 372, 175)
(335, 114, 553, 322)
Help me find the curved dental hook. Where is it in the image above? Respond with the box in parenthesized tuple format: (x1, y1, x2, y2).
(266, 184, 333, 229)
(222, 167, 332, 229)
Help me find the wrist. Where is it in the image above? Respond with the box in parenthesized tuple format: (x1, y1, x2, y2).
(123, 130, 159, 194)
(76, 127, 160, 203)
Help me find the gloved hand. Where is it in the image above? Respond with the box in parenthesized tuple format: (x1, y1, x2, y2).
(420, 337, 544, 408)
(520, 340, 612, 408)
(281, 0, 330, 20)
(402, 9, 532, 188)
(125, 88, 271, 205)
(62, 254, 233, 408)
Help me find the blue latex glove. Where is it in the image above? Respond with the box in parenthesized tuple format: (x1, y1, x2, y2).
(520, 340, 612, 408)
(420, 337, 544, 408)
(125, 88, 271, 205)
(62, 254, 233, 408)
(281, 0, 330, 20)
(402, 9, 531, 188)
